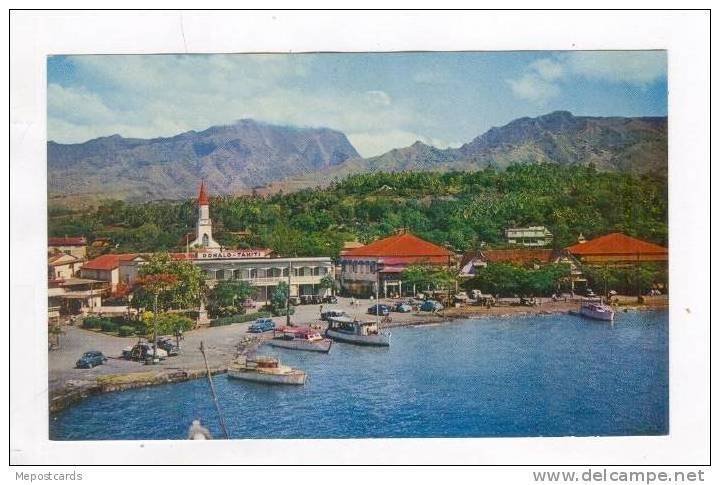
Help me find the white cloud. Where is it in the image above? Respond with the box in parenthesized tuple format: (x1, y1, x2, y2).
(365, 90, 392, 106)
(564, 51, 666, 85)
(47, 55, 423, 153)
(530, 58, 565, 81)
(507, 51, 666, 105)
(507, 73, 560, 105)
(348, 130, 461, 158)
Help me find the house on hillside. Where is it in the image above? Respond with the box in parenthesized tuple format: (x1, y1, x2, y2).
(505, 226, 553, 247)
(48, 236, 87, 259)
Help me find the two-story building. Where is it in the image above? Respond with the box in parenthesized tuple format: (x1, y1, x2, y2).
(505, 226, 553, 247)
(339, 230, 455, 297)
(48, 236, 87, 259)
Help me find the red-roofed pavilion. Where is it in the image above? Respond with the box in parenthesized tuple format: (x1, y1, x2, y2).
(566, 232, 668, 264)
(340, 230, 456, 297)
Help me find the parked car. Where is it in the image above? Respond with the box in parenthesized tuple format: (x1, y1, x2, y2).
(420, 300, 444, 312)
(321, 309, 347, 321)
(367, 304, 391, 316)
(122, 342, 168, 361)
(248, 317, 275, 333)
(289, 296, 301, 306)
(157, 336, 180, 356)
(393, 303, 412, 313)
(322, 295, 338, 304)
(76, 350, 107, 368)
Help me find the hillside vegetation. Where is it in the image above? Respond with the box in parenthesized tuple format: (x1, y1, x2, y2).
(48, 164, 668, 257)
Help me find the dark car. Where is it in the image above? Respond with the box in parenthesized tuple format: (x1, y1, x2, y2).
(76, 350, 107, 369)
(157, 336, 180, 356)
(248, 317, 276, 333)
(322, 295, 338, 304)
(367, 304, 391, 316)
(420, 300, 444, 312)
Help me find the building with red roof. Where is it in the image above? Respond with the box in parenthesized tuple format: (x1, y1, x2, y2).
(48, 236, 87, 259)
(566, 232, 668, 264)
(80, 254, 147, 291)
(339, 230, 455, 297)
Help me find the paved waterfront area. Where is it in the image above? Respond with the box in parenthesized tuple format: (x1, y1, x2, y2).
(48, 297, 438, 393)
(48, 295, 667, 401)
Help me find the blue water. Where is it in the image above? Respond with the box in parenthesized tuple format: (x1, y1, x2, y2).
(50, 311, 668, 440)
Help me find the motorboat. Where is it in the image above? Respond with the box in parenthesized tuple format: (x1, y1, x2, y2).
(579, 298, 615, 322)
(227, 356, 307, 385)
(266, 326, 333, 353)
(325, 316, 391, 347)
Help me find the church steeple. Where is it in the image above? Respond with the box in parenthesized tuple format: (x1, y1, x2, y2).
(190, 179, 220, 249)
(198, 180, 209, 206)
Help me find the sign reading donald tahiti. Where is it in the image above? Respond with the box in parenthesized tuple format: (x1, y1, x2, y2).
(197, 249, 272, 259)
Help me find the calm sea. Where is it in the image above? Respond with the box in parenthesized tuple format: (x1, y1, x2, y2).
(50, 311, 668, 440)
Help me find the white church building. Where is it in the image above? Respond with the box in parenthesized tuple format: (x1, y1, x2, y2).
(180, 181, 335, 303)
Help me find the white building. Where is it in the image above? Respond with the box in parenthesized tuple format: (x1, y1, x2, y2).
(189, 181, 221, 249)
(505, 226, 553, 247)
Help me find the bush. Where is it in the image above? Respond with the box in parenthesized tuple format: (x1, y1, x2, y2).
(100, 320, 118, 332)
(82, 316, 104, 329)
(210, 311, 272, 327)
(118, 325, 136, 337)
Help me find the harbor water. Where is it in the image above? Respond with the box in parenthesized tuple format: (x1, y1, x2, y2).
(50, 311, 668, 440)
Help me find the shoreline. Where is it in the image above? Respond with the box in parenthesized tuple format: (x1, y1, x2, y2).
(48, 299, 667, 415)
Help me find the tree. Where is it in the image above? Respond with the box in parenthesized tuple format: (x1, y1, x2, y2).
(206, 280, 254, 317)
(136, 272, 179, 362)
(270, 281, 291, 316)
(131, 253, 205, 311)
(319, 274, 336, 296)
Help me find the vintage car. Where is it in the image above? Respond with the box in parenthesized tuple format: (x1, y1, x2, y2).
(76, 350, 107, 369)
(248, 317, 276, 333)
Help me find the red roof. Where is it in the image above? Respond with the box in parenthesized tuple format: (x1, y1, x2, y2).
(482, 249, 555, 264)
(567, 233, 667, 256)
(49, 237, 86, 246)
(82, 254, 138, 271)
(342, 231, 452, 259)
(198, 180, 209, 205)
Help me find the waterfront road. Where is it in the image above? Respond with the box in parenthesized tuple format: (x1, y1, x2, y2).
(48, 297, 436, 392)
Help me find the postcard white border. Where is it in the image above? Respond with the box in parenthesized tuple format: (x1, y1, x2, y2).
(9, 10, 710, 465)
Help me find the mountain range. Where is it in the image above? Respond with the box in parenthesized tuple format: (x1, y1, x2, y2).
(47, 111, 667, 203)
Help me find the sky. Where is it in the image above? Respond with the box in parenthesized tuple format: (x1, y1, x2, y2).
(47, 51, 667, 158)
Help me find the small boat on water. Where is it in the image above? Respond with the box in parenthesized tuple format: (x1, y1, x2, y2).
(266, 326, 333, 353)
(578, 298, 615, 322)
(227, 356, 307, 385)
(326, 316, 391, 347)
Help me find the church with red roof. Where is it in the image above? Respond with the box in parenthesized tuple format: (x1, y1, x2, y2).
(339, 229, 456, 297)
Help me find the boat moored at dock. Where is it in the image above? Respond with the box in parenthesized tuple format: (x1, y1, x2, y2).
(326, 316, 391, 347)
(578, 298, 615, 322)
(227, 356, 307, 385)
(266, 326, 333, 353)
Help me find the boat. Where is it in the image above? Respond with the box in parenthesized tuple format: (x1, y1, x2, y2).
(266, 326, 333, 353)
(325, 316, 391, 347)
(578, 298, 615, 322)
(227, 356, 307, 385)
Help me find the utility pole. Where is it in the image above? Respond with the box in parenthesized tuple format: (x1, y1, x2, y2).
(152, 292, 158, 363)
(286, 260, 292, 326)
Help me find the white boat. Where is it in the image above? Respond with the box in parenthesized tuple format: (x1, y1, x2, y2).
(579, 299, 615, 322)
(227, 356, 307, 385)
(266, 326, 333, 353)
(326, 316, 391, 347)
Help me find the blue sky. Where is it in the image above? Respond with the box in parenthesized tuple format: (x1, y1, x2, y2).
(47, 51, 667, 157)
